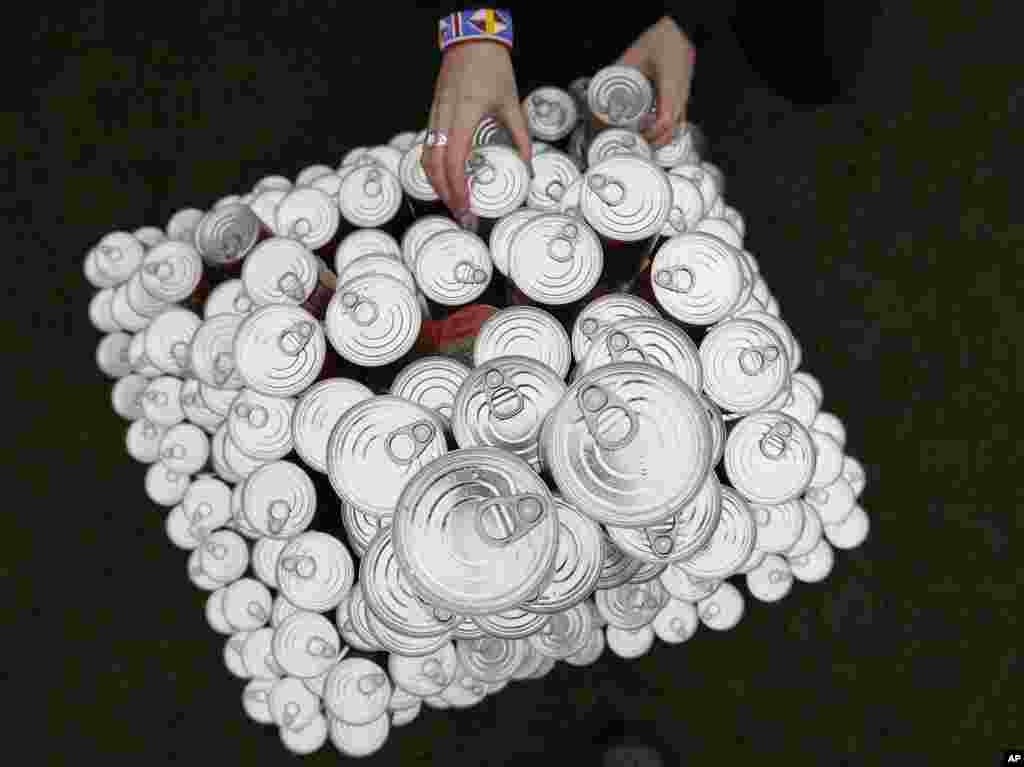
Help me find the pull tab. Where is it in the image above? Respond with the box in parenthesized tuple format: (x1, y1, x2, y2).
(170, 341, 190, 368)
(220, 232, 243, 260)
(384, 419, 437, 466)
(474, 493, 551, 548)
(162, 442, 186, 461)
(667, 206, 687, 233)
(339, 290, 380, 326)
(277, 271, 306, 302)
(544, 179, 566, 202)
(213, 352, 236, 385)
(643, 515, 678, 557)
(363, 167, 383, 198)
(99, 244, 123, 262)
(483, 368, 525, 421)
(233, 294, 253, 314)
(305, 635, 339, 658)
(604, 330, 647, 363)
(587, 173, 626, 207)
(267, 500, 293, 535)
(577, 382, 640, 451)
(278, 321, 315, 355)
(654, 266, 695, 293)
(145, 260, 174, 281)
(546, 223, 578, 263)
(453, 260, 488, 284)
(602, 88, 637, 121)
(247, 602, 269, 621)
(467, 153, 496, 185)
(759, 420, 793, 460)
(290, 218, 312, 239)
(421, 658, 448, 686)
(738, 345, 781, 375)
(280, 555, 318, 579)
(357, 673, 388, 696)
(579, 317, 603, 338)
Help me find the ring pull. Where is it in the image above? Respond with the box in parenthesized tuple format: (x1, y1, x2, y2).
(145, 260, 175, 281)
(278, 321, 315, 356)
(305, 635, 340, 659)
(267, 500, 293, 535)
(604, 329, 647, 363)
(577, 382, 640, 451)
(667, 206, 687, 233)
(339, 290, 380, 326)
(98, 244, 124, 263)
(738, 344, 781, 376)
(654, 265, 695, 293)
(586, 173, 626, 207)
(546, 226, 577, 263)
(233, 293, 253, 314)
(170, 341, 191, 368)
(482, 367, 525, 421)
(452, 260, 489, 285)
(213, 352, 236, 385)
(544, 179, 566, 202)
(220, 231, 244, 260)
(384, 419, 437, 466)
(759, 420, 794, 460)
(601, 88, 637, 121)
(277, 271, 307, 302)
(473, 493, 551, 548)
(643, 515, 678, 557)
(280, 554, 318, 579)
(363, 167, 383, 198)
(466, 152, 497, 185)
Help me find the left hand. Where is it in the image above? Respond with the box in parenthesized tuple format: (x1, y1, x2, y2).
(613, 16, 695, 147)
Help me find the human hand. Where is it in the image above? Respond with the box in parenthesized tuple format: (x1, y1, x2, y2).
(612, 16, 696, 147)
(422, 41, 532, 227)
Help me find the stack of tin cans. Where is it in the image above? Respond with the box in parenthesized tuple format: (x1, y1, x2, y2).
(88, 63, 869, 758)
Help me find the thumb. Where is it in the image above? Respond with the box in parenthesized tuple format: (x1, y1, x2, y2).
(499, 100, 534, 178)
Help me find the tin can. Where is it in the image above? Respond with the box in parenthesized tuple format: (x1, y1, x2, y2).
(181, 378, 224, 433)
(597, 535, 645, 590)
(213, 194, 243, 209)
(606, 472, 722, 564)
(140, 377, 186, 429)
(95, 332, 135, 379)
(110, 284, 151, 332)
(144, 307, 201, 376)
(522, 496, 604, 614)
(133, 226, 166, 248)
(208, 423, 243, 483)
(389, 355, 471, 430)
(275, 187, 340, 252)
(111, 374, 149, 420)
(724, 411, 816, 505)
(540, 361, 712, 528)
(323, 657, 391, 727)
(473, 608, 550, 640)
(722, 205, 746, 238)
(465, 146, 530, 219)
(523, 87, 579, 142)
(700, 317, 790, 414)
(570, 292, 659, 363)
(653, 123, 699, 168)
(415, 228, 492, 306)
(363, 145, 404, 179)
(401, 215, 458, 272)
(823, 504, 869, 550)
(89, 231, 146, 286)
(391, 447, 559, 617)
(199, 381, 241, 418)
(675, 486, 756, 580)
(788, 538, 834, 584)
(587, 128, 653, 168)
(650, 232, 746, 325)
(595, 579, 668, 631)
(696, 581, 745, 631)
(576, 316, 703, 393)
(125, 270, 170, 319)
(669, 163, 721, 215)
(242, 237, 320, 307)
(487, 208, 544, 277)
(662, 174, 705, 237)
(189, 314, 245, 389)
(749, 498, 806, 555)
(842, 455, 866, 498)
(804, 476, 855, 527)
(471, 115, 515, 149)
(389, 131, 418, 152)
(458, 636, 529, 680)
(557, 176, 586, 219)
(272, 611, 343, 680)
(126, 417, 167, 463)
(580, 156, 672, 242)
(227, 389, 295, 461)
(276, 531, 355, 613)
(158, 422, 210, 476)
(506, 213, 604, 307)
(127, 329, 161, 378)
(338, 253, 415, 295)
(253, 175, 292, 193)
(324, 273, 421, 367)
(452, 355, 567, 471)
(341, 502, 390, 559)
(587, 65, 654, 130)
(309, 172, 343, 205)
(629, 560, 668, 584)
(193, 203, 263, 269)
(327, 395, 447, 518)
(232, 304, 326, 398)
(338, 165, 403, 229)
(88, 288, 120, 333)
(340, 146, 370, 167)
(140, 240, 205, 304)
(146, 463, 192, 507)
(398, 143, 439, 203)
(526, 150, 582, 212)
(566, 124, 588, 173)
(294, 164, 336, 187)
(248, 188, 288, 234)
(165, 208, 205, 243)
(336, 228, 403, 276)
(291, 378, 374, 474)
(775, 375, 819, 428)
(243, 460, 317, 538)
(472, 306, 572, 379)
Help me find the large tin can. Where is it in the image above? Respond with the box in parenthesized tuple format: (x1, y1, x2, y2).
(415, 228, 492, 307)
(144, 307, 202, 377)
(523, 87, 578, 143)
(650, 232, 746, 325)
(587, 65, 654, 130)
(699, 317, 790, 414)
(338, 164, 403, 229)
(275, 187, 341, 252)
(540, 361, 712, 528)
(724, 411, 817, 505)
(193, 203, 263, 270)
(401, 215, 458, 273)
(391, 447, 559, 616)
(389, 355, 471, 430)
(291, 378, 374, 473)
(506, 213, 603, 307)
(472, 306, 572, 379)
(465, 146, 530, 219)
(232, 304, 326, 398)
(580, 156, 672, 243)
(676, 486, 756, 580)
(451, 355, 567, 472)
(586, 128, 653, 168)
(570, 292, 659, 363)
(324, 273, 421, 367)
(335, 228, 403, 276)
(526, 150, 582, 212)
(487, 208, 544, 277)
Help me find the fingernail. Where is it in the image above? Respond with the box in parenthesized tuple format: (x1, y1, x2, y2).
(638, 114, 657, 132)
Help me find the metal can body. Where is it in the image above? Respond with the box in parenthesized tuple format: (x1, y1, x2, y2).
(232, 304, 326, 398)
(189, 314, 246, 389)
(415, 229, 492, 307)
(570, 292, 660, 363)
(472, 306, 572, 379)
(291, 378, 375, 473)
(398, 143, 439, 203)
(335, 229, 403, 275)
(488, 208, 544, 277)
(465, 146, 530, 219)
(581, 156, 672, 243)
(324, 273, 422, 367)
(194, 203, 262, 269)
(523, 87, 579, 142)
(650, 232, 747, 325)
(275, 187, 340, 251)
(507, 213, 604, 306)
(140, 240, 205, 305)
(587, 66, 654, 130)
(699, 317, 790, 414)
(338, 253, 416, 295)
(144, 308, 202, 377)
(724, 411, 817, 505)
(587, 128, 653, 168)
(527, 150, 582, 212)
(401, 215, 458, 272)
(389, 355, 471, 430)
(339, 165, 403, 229)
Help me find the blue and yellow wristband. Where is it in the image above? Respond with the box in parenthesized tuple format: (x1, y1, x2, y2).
(439, 8, 514, 52)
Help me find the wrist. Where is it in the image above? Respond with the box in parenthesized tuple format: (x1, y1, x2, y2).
(439, 8, 513, 53)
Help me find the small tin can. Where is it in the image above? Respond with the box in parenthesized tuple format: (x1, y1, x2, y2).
(581, 156, 672, 242)
(96, 332, 135, 378)
(658, 563, 720, 603)
(812, 411, 846, 449)
(144, 307, 202, 377)
(576, 316, 703, 393)
(133, 226, 166, 248)
(146, 463, 191, 507)
(487, 208, 544, 277)
(363, 145, 404, 180)
(189, 314, 245, 389)
(694, 215, 743, 249)
(199, 381, 242, 418)
(788, 538, 835, 584)
(651, 598, 698, 644)
(242, 237, 323, 310)
(339, 165, 403, 229)
(389, 355, 471, 430)
(523, 87, 579, 142)
(338, 253, 416, 295)
(401, 215, 458, 272)
(527, 150, 582, 212)
(540, 361, 712, 528)
(291, 378, 374, 474)
(842, 455, 866, 498)
(473, 306, 572, 379)
(209, 424, 244, 483)
(295, 164, 336, 187)
(309, 172, 343, 204)
(415, 228, 492, 306)
(823, 504, 869, 550)
(277, 531, 355, 613)
(324, 273, 421, 367)
(724, 411, 817, 505)
(700, 317, 790, 414)
(398, 143, 440, 203)
(193, 203, 263, 270)
(275, 187, 340, 252)
(676, 486, 756, 580)
(248, 188, 288, 234)
(227, 388, 296, 461)
(327, 395, 447, 518)
(570, 292, 660, 363)
(89, 231, 146, 286)
(595, 579, 668, 631)
(653, 123, 700, 168)
(110, 284, 150, 332)
(111, 374, 149, 420)
(232, 304, 326, 398)
(650, 232, 746, 325)
(221, 425, 270, 480)
(125, 270, 170, 319)
(126, 417, 167, 463)
(452, 355, 567, 471)
(204, 279, 255, 320)
(722, 205, 746, 238)
(253, 175, 293, 193)
(166, 208, 205, 243)
(804, 477, 856, 526)
(587, 65, 654, 130)
(213, 194, 242, 209)
(507, 213, 604, 306)
(745, 554, 794, 603)
(586, 128, 653, 168)
(737, 310, 799, 373)
(389, 131, 418, 152)
(669, 163, 721, 216)
(140, 240, 205, 305)
(89, 288, 120, 333)
(272, 611, 344, 679)
(158, 422, 211, 475)
(458, 636, 530, 681)
(141, 375, 186, 427)
(662, 174, 705, 237)
(127, 330, 161, 378)
(336, 229, 403, 276)
(323, 657, 391, 726)
(465, 146, 530, 219)
(391, 447, 559, 617)
(697, 581, 745, 631)
(243, 460, 317, 538)
(340, 147, 370, 167)
(471, 115, 515, 149)
(749, 499, 806, 554)
(252, 536, 290, 589)
(566, 124, 588, 173)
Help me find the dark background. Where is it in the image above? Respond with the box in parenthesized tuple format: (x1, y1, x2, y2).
(8, 1, 1019, 765)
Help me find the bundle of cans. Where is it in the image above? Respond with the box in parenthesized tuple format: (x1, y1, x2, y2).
(87, 64, 870, 758)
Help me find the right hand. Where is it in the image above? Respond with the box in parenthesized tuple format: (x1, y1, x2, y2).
(421, 40, 533, 227)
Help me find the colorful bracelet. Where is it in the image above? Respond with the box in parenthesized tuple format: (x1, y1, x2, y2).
(439, 9, 513, 52)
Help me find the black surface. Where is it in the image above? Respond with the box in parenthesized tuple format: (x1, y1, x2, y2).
(10, 2, 1019, 765)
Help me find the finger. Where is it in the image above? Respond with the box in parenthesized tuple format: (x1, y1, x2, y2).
(422, 96, 455, 211)
(445, 102, 488, 217)
(499, 100, 533, 174)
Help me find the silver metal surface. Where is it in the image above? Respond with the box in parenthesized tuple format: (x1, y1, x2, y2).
(324, 273, 421, 367)
(457, 636, 529, 681)
(662, 174, 705, 237)
(158, 422, 210, 475)
(466, 145, 530, 218)
(110, 285, 150, 332)
(272, 611, 344, 679)
(194, 203, 261, 267)
(144, 308, 201, 376)
(595, 578, 667, 630)
(651, 232, 746, 325)
(527, 150, 582, 212)
(291, 378, 374, 474)
(580, 156, 672, 242)
(126, 417, 167, 464)
(243, 460, 317, 538)
(523, 87, 578, 142)
(415, 228, 492, 306)
(587, 65, 654, 129)
(335, 228, 403, 276)
(473, 307, 573, 378)
(700, 317, 790, 414)
(724, 411, 817, 505)
(676, 486, 756, 580)
(398, 143, 439, 202)
(487, 208, 544, 276)
(507, 213, 604, 306)
(275, 187, 340, 251)
(277, 531, 355, 612)
(227, 389, 295, 461)
(570, 292, 660, 363)
(401, 215, 458, 272)
(472, 608, 550, 640)
(141, 375, 186, 427)
(390, 355, 471, 429)
(587, 128, 653, 168)
(338, 253, 416, 295)
(90, 231, 146, 285)
(140, 240, 204, 303)
(189, 314, 245, 389)
(204, 279, 254, 319)
(697, 581, 745, 631)
(339, 165, 403, 229)
(232, 304, 326, 398)
(243, 237, 320, 307)
(653, 123, 700, 168)
(527, 602, 593, 659)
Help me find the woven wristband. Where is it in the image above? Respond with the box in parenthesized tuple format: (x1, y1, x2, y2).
(439, 9, 514, 52)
